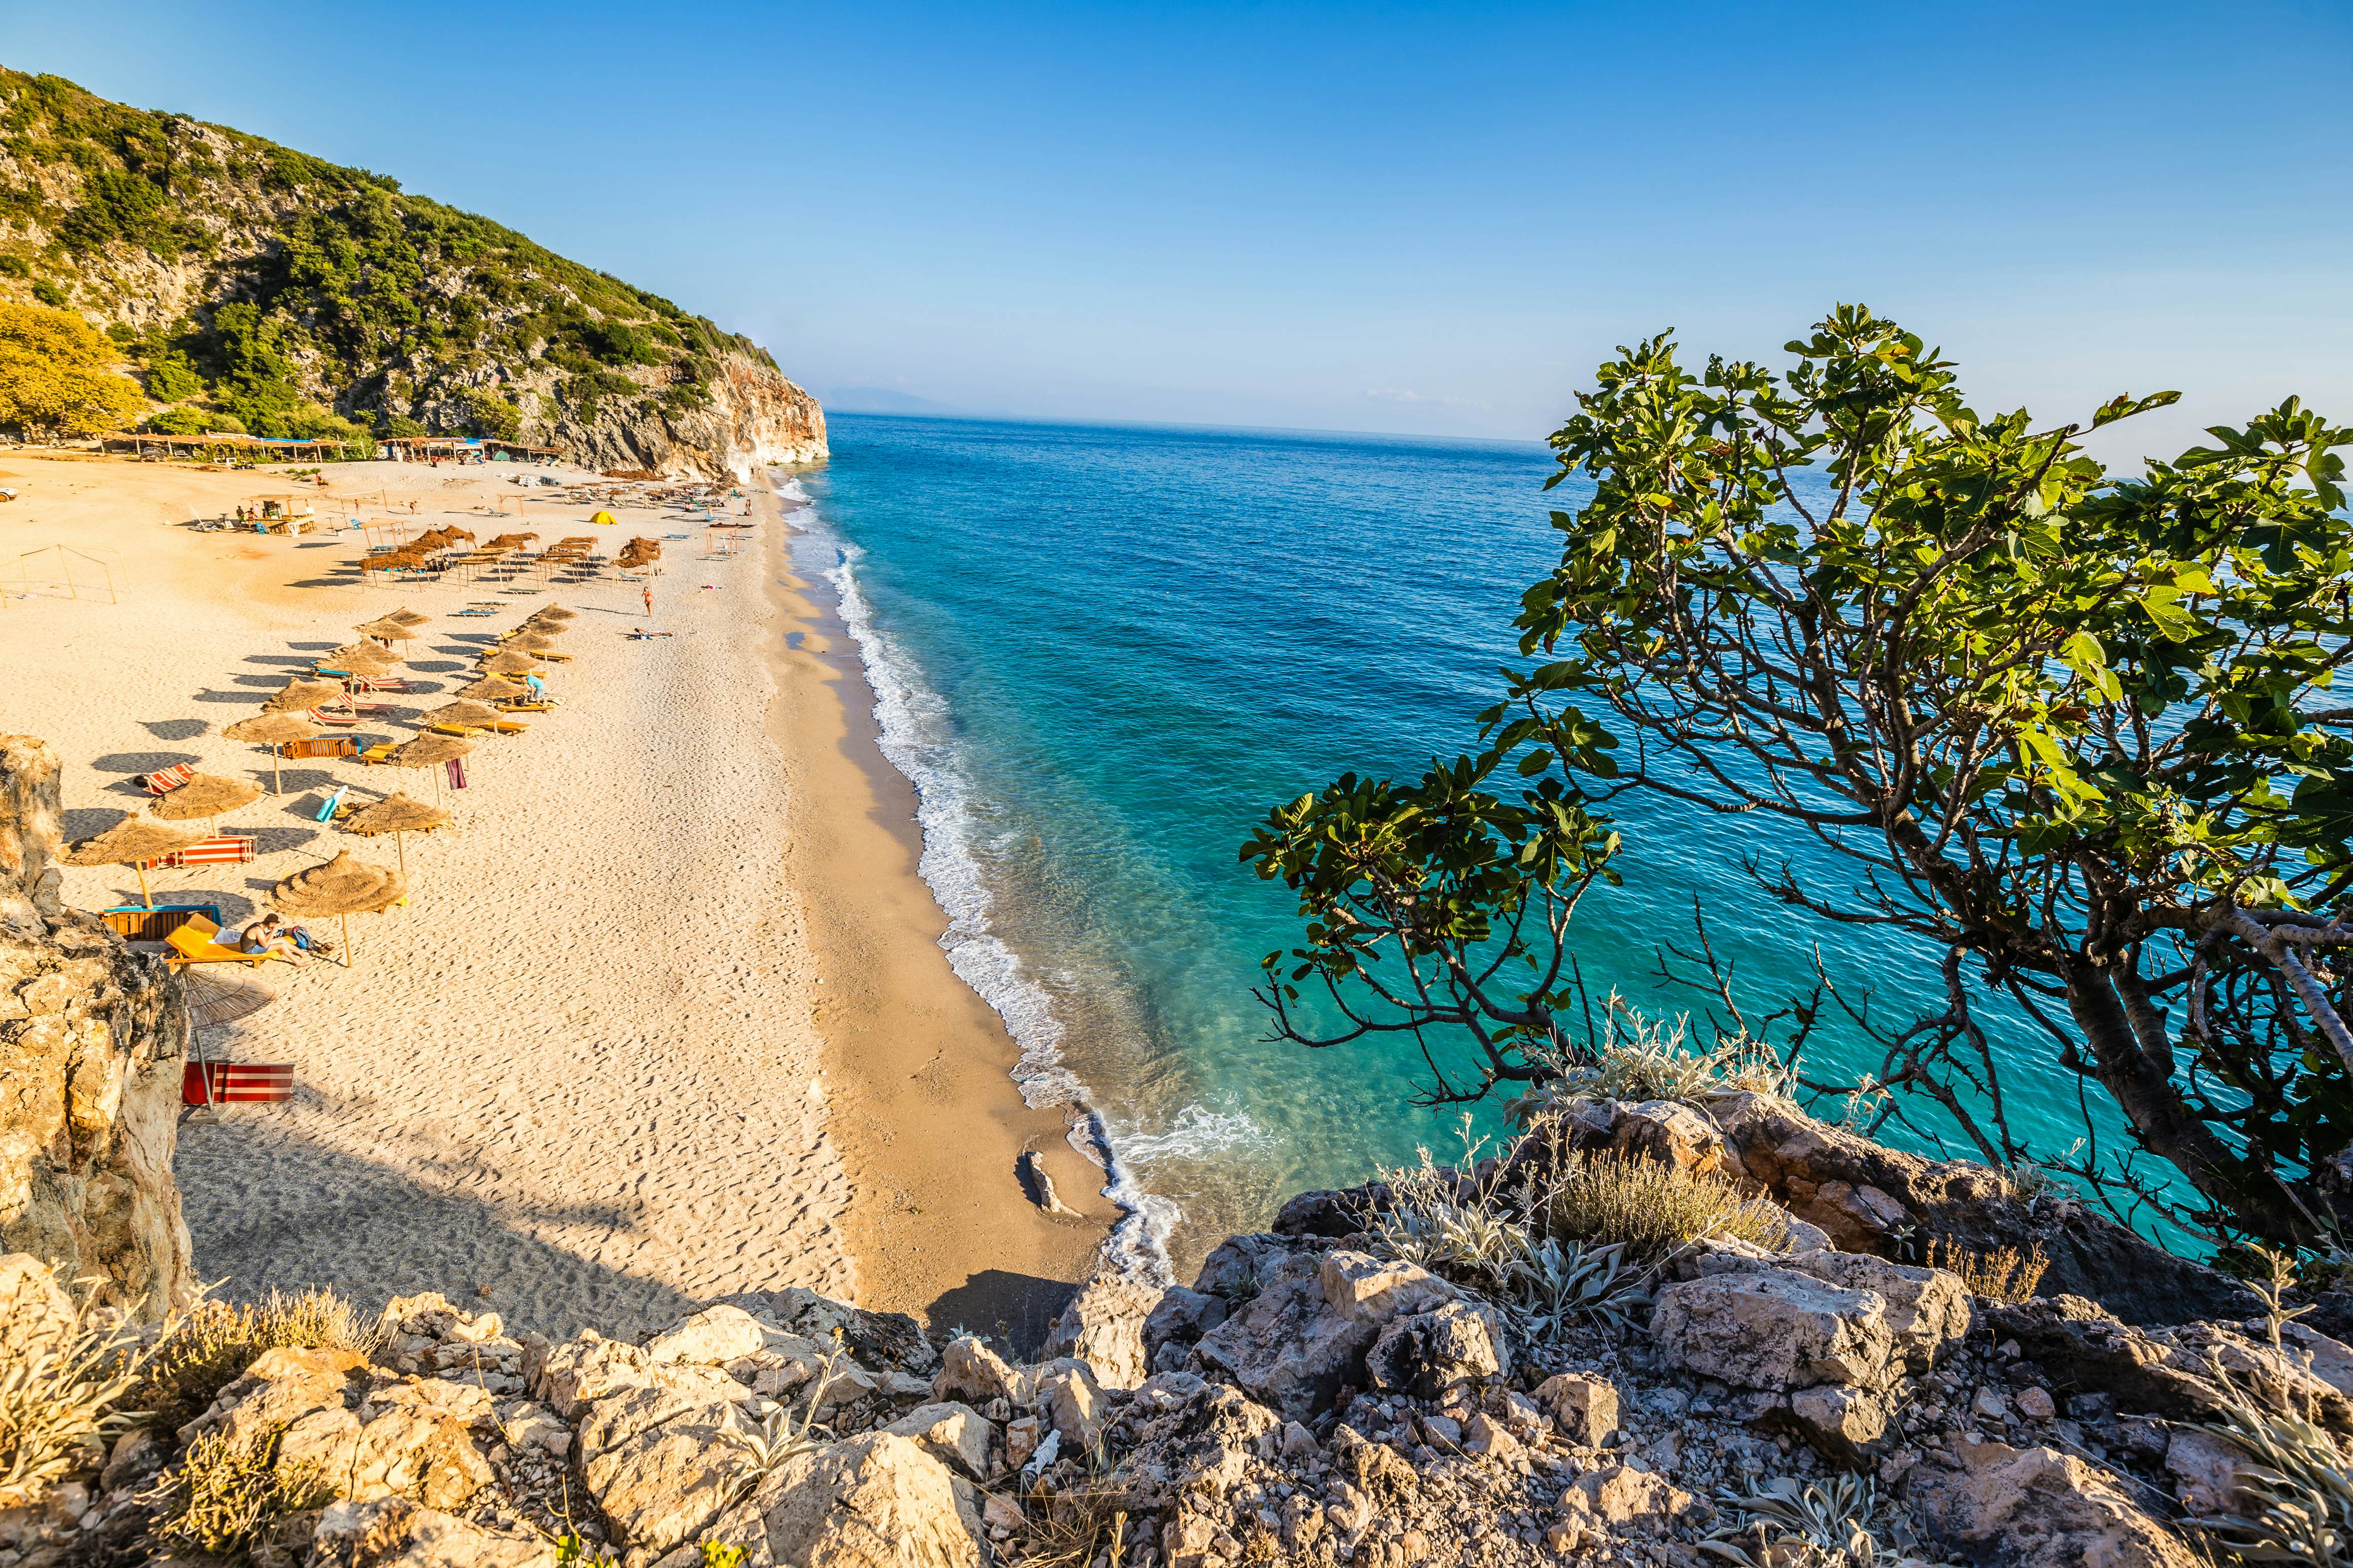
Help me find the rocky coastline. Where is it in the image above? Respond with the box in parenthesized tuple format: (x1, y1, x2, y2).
(3, 735, 2338, 1568)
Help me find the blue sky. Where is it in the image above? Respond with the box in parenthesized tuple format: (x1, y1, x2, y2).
(6, 2, 2349, 454)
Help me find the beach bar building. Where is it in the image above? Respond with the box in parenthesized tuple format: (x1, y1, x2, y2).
(102, 431, 373, 462)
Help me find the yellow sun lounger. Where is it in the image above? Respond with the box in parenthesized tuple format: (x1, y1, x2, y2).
(166, 914, 270, 968)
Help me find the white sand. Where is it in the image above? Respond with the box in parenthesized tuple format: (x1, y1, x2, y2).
(1, 457, 851, 1337)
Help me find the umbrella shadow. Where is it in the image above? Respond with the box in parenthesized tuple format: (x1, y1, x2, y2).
(94, 750, 199, 777)
(141, 719, 211, 742)
(192, 689, 271, 705)
(62, 806, 134, 840)
(242, 825, 322, 855)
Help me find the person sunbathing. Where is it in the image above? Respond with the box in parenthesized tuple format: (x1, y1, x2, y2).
(239, 914, 333, 963)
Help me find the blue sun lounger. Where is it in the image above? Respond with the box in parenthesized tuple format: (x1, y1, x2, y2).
(314, 784, 347, 823)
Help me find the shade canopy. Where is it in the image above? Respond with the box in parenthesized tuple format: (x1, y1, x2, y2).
(182, 968, 276, 1029)
(223, 712, 322, 745)
(529, 605, 578, 622)
(264, 680, 347, 713)
(387, 735, 475, 768)
(509, 618, 567, 637)
(422, 700, 505, 728)
(344, 792, 451, 836)
(269, 851, 406, 918)
(151, 773, 263, 821)
(477, 650, 545, 676)
(64, 818, 204, 867)
(325, 642, 402, 670)
(385, 609, 431, 628)
(458, 676, 530, 702)
(590, 509, 617, 526)
(503, 633, 558, 652)
(355, 617, 423, 641)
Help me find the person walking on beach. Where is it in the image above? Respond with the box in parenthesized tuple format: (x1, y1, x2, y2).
(642, 585, 653, 618)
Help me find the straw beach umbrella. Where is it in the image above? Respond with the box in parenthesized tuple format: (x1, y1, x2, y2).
(223, 711, 322, 795)
(528, 605, 578, 622)
(325, 642, 402, 671)
(503, 633, 558, 654)
(343, 791, 450, 876)
(268, 851, 406, 967)
(458, 675, 530, 703)
(264, 679, 346, 714)
(181, 968, 276, 1029)
(385, 608, 431, 628)
(386, 733, 475, 800)
(356, 617, 423, 644)
(150, 773, 262, 827)
(422, 700, 509, 731)
(64, 818, 203, 908)
(477, 650, 545, 677)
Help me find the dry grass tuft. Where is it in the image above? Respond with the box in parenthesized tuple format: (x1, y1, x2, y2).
(1924, 1238, 2048, 1305)
(133, 1290, 381, 1435)
(1543, 1150, 1791, 1261)
(149, 1425, 332, 1560)
(0, 1291, 144, 1511)
(1013, 1477, 1132, 1568)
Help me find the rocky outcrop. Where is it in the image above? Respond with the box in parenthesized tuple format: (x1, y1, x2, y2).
(1911, 1437, 2201, 1567)
(536, 351, 827, 483)
(0, 737, 194, 1320)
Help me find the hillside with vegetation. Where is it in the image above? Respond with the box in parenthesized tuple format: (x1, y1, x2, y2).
(0, 66, 824, 473)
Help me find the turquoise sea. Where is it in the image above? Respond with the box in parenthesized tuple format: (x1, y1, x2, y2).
(784, 413, 2125, 1274)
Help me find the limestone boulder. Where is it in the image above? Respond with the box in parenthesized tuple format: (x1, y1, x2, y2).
(1650, 1266, 1895, 1393)
(310, 1497, 556, 1568)
(1102, 1374, 1282, 1512)
(576, 1378, 757, 1553)
(646, 1303, 768, 1367)
(1040, 1269, 1159, 1390)
(1188, 1249, 1471, 1421)
(1364, 1300, 1505, 1397)
(1908, 1437, 2199, 1567)
(930, 1335, 1031, 1409)
(1535, 1371, 1619, 1447)
(881, 1402, 993, 1480)
(695, 1430, 986, 1568)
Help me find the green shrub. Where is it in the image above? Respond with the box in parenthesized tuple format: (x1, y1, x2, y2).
(145, 352, 203, 401)
(131, 1290, 379, 1435)
(374, 411, 425, 438)
(460, 389, 522, 441)
(30, 279, 65, 307)
(0, 1287, 145, 1510)
(144, 405, 209, 434)
(1542, 1150, 1790, 1261)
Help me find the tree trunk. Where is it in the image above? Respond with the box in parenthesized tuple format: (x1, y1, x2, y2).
(2064, 962, 2307, 1243)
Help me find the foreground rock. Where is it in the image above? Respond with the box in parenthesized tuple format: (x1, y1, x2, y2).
(0, 735, 197, 1320)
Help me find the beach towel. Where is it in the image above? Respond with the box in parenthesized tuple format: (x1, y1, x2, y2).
(446, 757, 469, 791)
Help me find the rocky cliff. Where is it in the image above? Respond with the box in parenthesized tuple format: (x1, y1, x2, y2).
(0, 67, 826, 478)
(0, 736, 195, 1323)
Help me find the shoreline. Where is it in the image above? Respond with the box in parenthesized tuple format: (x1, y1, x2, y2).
(760, 479, 1114, 1349)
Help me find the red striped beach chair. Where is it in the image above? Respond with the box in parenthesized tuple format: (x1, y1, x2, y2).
(145, 764, 195, 795)
(158, 835, 258, 868)
(183, 1062, 294, 1105)
(308, 705, 359, 728)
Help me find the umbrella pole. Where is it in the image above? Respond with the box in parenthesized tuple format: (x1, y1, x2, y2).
(273, 746, 282, 796)
(136, 860, 153, 910)
(341, 911, 352, 969)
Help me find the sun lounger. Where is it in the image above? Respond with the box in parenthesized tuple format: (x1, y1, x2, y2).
(145, 764, 195, 795)
(359, 742, 396, 764)
(424, 723, 483, 739)
(101, 904, 223, 944)
(308, 706, 359, 728)
(157, 835, 258, 868)
(452, 606, 496, 616)
(183, 1062, 294, 1105)
(284, 737, 356, 759)
(165, 914, 268, 967)
(314, 785, 348, 822)
(347, 675, 411, 694)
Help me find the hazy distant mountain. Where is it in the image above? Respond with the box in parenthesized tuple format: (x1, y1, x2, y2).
(819, 386, 961, 416)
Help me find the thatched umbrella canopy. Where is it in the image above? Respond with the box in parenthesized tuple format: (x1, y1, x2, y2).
(265, 679, 346, 714)
(387, 733, 476, 802)
(509, 617, 567, 637)
(355, 617, 423, 643)
(477, 650, 545, 676)
(182, 968, 275, 1029)
(326, 641, 402, 670)
(388, 734, 474, 767)
(151, 773, 262, 825)
(268, 851, 407, 968)
(422, 700, 506, 731)
(343, 791, 451, 876)
(529, 605, 578, 622)
(458, 675, 530, 703)
(386, 609, 431, 628)
(224, 711, 322, 794)
(441, 527, 476, 544)
(64, 818, 203, 908)
(504, 633, 558, 653)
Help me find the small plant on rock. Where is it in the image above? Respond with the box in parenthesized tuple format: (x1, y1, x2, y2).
(1014, 1470, 1131, 1568)
(1543, 1150, 1791, 1261)
(148, 1424, 332, 1562)
(1922, 1238, 2048, 1305)
(1701, 1473, 1954, 1567)
(719, 1343, 847, 1502)
(2188, 1390, 2353, 1568)
(1505, 1235, 1654, 1339)
(0, 1287, 148, 1511)
(133, 1289, 381, 1434)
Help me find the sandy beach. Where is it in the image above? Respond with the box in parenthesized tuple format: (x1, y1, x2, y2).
(0, 451, 1106, 1342)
